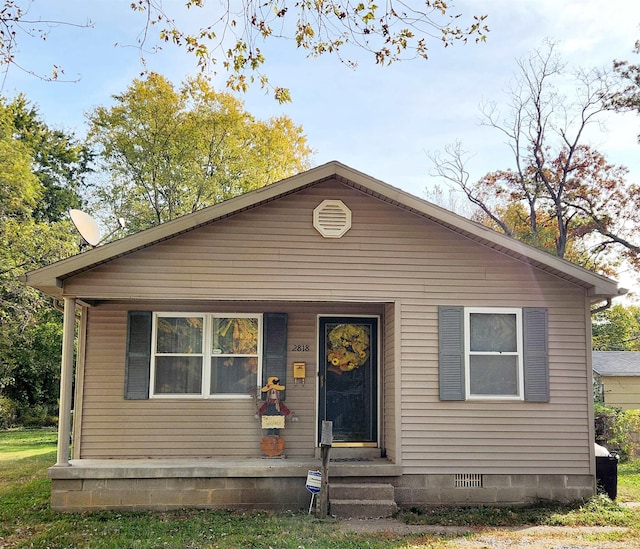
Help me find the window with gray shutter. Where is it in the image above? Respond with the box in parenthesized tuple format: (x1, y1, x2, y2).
(262, 313, 288, 400)
(523, 307, 549, 402)
(438, 306, 465, 400)
(438, 306, 549, 402)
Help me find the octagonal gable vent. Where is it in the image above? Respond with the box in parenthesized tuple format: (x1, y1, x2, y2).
(313, 199, 352, 238)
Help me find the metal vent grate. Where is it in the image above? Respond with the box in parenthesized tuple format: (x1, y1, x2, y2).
(455, 473, 483, 488)
(313, 199, 352, 238)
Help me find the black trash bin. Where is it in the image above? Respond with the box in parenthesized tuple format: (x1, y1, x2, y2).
(596, 454, 619, 500)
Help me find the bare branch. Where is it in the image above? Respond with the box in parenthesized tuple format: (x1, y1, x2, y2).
(0, 1, 93, 89)
(432, 41, 639, 277)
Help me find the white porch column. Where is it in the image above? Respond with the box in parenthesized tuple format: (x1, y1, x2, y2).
(56, 297, 76, 466)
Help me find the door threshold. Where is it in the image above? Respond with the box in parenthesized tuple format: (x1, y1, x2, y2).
(332, 442, 378, 448)
(314, 447, 382, 460)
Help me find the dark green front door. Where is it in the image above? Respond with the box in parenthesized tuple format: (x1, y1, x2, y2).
(318, 316, 378, 445)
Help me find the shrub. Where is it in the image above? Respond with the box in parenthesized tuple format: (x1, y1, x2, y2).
(19, 403, 58, 428)
(594, 403, 640, 460)
(0, 396, 19, 428)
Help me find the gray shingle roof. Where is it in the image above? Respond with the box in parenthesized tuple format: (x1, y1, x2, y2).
(593, 351, 640, 376)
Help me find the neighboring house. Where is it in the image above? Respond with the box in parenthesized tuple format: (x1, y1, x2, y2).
(593, 351, 640, 410)
(24, 161, 625, 513)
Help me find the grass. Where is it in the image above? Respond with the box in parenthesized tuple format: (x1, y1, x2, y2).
(619, 459, 640, 502)
(396, 494, 639, 528)
(1, 429, 640, 548)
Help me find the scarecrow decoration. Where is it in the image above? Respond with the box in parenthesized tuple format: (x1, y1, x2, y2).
(256, 376, 297, 458)
(327, 323, 370, 375)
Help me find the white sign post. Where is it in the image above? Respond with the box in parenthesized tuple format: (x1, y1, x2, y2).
(318, 421, 332, 518)
(306, 470, 322, 514)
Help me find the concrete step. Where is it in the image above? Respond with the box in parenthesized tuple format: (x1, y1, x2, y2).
(329, 498, 398, 519)
(329, 483, 397, 519)
(329, 482, 395, 501)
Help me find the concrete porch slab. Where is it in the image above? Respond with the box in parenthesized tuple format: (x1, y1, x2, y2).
(49, 457, 402, 480)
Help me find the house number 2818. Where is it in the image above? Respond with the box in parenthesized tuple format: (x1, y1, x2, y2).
(291, 344, 310, 352)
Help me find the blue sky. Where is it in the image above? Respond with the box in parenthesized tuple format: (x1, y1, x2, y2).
(3, 0, 639, 196)
(3, 1, 640, 287)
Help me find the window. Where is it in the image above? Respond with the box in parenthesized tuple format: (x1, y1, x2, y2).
(210, 316, 260, 395)
(150, 313, 262, 398)
(465, 308, 523, 399)
(439, 306, 549, 402)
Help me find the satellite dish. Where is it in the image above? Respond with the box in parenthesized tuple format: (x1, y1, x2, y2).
(69, 209, 102, 247)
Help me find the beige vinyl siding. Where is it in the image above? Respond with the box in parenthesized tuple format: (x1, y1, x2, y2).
(78, 301, 384, 459)
(64, 182, 502, 301)
(68, 179, 592, 474)
(399, 297, 590, 474)
(602, 376, 640, 410)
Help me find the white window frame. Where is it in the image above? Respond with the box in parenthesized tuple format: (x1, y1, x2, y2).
(464, 307, 524, 401)
(150, 312, 262, 399)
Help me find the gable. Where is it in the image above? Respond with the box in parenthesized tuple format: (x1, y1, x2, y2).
(52, 181, 588, 304)
(24, 161, 623, 301)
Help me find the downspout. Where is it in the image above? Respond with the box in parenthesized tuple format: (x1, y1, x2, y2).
(587, 294, 615, 491)
(586, 297, 598, 489)
(590, 298, 612, 316)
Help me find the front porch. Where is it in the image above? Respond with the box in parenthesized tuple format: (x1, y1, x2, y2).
(48, 456, 402, 512)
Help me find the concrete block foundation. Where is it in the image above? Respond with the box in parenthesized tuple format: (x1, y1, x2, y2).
(394, 473, 596, 507)
(48, 459, 596, 512)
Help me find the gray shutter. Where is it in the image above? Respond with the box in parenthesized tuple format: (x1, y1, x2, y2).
(262, 313, 288, 400)
(523, 307, 549, 402)
(124, 311, 152, 400)
(439, 306, 465, 400)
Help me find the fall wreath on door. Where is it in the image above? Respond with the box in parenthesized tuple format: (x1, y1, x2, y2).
(327, 324, 370, 375)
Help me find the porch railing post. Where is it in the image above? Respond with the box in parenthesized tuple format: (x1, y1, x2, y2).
(55, 297, 76, 466)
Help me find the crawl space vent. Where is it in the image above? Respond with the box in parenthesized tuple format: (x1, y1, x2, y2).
(313, 199, 352, 238)
(455, 474, 483, 488)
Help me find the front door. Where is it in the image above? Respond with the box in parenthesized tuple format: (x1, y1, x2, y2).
(318, 316, 378, 446)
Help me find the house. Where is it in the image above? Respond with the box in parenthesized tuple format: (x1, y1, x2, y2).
(593, 351, 640, 410)
(24, 161, 625, 514)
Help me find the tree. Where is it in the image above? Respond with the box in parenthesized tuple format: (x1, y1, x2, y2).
(87, 73, 313, 232)
(592, 304, 640, 351)
(608, 38, 640, 142)
(8, 94, 92, 221)
(430, 41, 640, 277)
(1, 1, 488, 101)
(0, 96, 88, 425)
(137, 0, 489, 100)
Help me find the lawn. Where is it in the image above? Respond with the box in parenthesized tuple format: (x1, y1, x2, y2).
(1, 429, 640, 548)
(619, 459, 640, 502)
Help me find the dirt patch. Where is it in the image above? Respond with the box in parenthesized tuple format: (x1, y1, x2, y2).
(339, 519, 639, 548)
